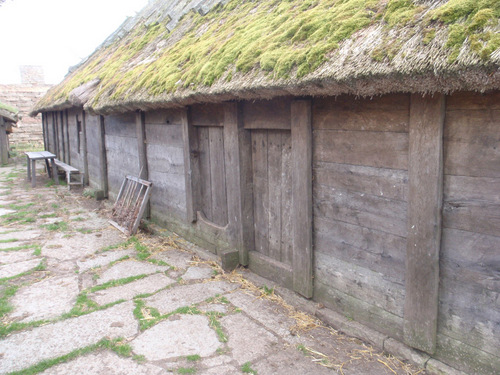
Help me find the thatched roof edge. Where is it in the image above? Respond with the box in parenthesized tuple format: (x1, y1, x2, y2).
(32, 0, 500, 115)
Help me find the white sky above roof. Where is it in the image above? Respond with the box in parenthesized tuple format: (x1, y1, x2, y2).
(0, 0, 148, 84)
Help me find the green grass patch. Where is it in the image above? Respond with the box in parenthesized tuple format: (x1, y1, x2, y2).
(241, 361, 257, 374)
(41, 221, 68, 231)
(0, 285, 18, 318)
(186, 354, 201, 362)
(89, 274, 147, 293)
(0, 244, 35, 252)
(206, 311, 227, 343)
(133, 299, 202, 331)
(146, 258, 170, 267)
(0, 238, 19, 244)
(76, 228, 93, 234)
(6, 337, 132, 375)
(177, 368, 196, 374)
(39, 213, 58, 219)
(71, 216, 85, 222)
(32, 245, 41, 256)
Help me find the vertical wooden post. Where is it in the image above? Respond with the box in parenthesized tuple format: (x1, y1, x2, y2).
(0, 116, 8, 165)
(181, 107, 200, 223)
(52, 112, 58, 156)
(223, 102, 254, 266)
(404, 93, 445, 354)
(291, 99, 313, 298)
(81, 110, 89, 186)
(136, 111, 148, 181)
(42, 113, 48, 151)
(136, 110, 149, 217)
(98, 115, 108, 198)
(59, 112, 66, 163)
(65, 110, 71, 165)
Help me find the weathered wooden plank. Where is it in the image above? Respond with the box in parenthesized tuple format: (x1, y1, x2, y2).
(145, 108, 183, 125)
(280, 132, 293, 266)
(435, 333, 500, 375)
(149, 170, 187, 218)
(313, 95, 409, 133)
(145, 123, 183, 147)
(0, 118, 7, 165)
(314, 217, 406, 283)
(181, 107, 198, 223)
(222, 102, 253, 265)
(443, 201, 500, 237)
(97, 116, 109, 198)
(314, 162, 408, 202)
(252, 131, 269, 256)
(444, 175, 500, 203)
(314, 279, 404, 341)
(444, 109, 500, 177)
(81, 111, 89, 186)
(104, 113, 136, 137)
(446, 91, 500, 111)
(146, 144, 184, 175)
(198, 126, 212, 221)
(105, 135, 139, 156)
(315, 252, 405, 317)
(64, 110, 71, 165)
(267, 131, 283, 262)
(438, 267, 500, 357)
(313, 186, 408, 237)
(191, 103, 224, 127)
(208, 126, 228, 226)
(441, 228, 500, 273)
(243, 97, 291, 130)
(136, 111, 148, 182)
(248, 250, 293, 289)
(313, 130, 408, 170)
(291, 100, 313, 298)
(404, 93, 445, 354)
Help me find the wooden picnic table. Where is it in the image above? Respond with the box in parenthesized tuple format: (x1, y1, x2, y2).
(25, 151, 59, 188)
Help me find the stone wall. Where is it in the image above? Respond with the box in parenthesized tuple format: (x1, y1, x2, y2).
(0, 83, 52, 146)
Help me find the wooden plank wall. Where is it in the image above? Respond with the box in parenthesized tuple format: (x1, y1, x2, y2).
(85, 114, 105, 190)
(145, 109, 186, 223)
(437, 91, 500, 374)
(312, 94, 409, 339)
(104, 113, 139, 199)
(67, 108, 84, 173)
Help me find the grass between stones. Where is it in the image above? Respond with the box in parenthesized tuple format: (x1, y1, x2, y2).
(5, 337, 133, 375)
(241, 361, 257, 374)
(177, 367, 196, 374)
(89, 274, 148, 293)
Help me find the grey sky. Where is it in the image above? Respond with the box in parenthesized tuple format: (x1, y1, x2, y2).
(0, 0, 147, 84)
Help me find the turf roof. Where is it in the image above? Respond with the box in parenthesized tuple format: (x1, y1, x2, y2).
(33, 0, 500, 114)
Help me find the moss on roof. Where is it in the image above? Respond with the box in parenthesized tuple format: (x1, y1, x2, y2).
(35, 0, 500, 114)
(0, 102, 19, 115)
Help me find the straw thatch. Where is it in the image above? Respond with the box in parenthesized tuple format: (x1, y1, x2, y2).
(0, 101, 19, 123)
(32, 0, 500, 115)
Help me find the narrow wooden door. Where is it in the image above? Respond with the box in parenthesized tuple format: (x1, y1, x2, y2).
(251, 129, 293, 266)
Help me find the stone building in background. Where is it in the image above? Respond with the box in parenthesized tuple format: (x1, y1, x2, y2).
(0, 65, 52, 146)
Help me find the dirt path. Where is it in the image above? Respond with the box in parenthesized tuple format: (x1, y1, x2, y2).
(0, 165, 425, 375)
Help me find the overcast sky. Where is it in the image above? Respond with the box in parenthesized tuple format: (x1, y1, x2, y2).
(0, 0, 148, 84)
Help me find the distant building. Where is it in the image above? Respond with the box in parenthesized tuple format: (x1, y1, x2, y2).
(0, 66, 52, 146)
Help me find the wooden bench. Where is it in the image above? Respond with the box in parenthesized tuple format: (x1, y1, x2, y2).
(54, 159, 83, 190)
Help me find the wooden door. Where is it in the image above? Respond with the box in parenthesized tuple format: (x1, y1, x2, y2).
(251, 129, 293, 266)
(195, 125, 228, 227)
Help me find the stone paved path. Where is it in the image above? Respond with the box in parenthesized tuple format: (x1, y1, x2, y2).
(0, 165, 425, 375)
